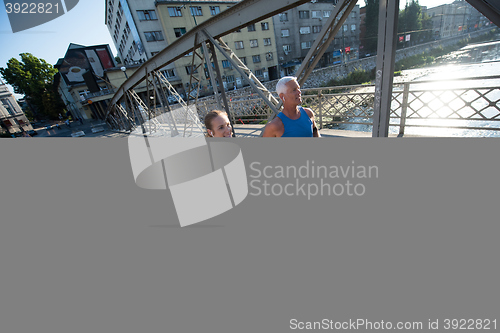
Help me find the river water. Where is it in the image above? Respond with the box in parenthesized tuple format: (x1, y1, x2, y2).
(339, 39, 500, 137)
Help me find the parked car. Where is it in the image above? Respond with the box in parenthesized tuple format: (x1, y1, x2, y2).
(45, 125, 52, 130)
(27, 130, 38, 136)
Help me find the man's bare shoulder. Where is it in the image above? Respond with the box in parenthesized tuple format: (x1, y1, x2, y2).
(262, 116, 284, 137)
(303, 107, 315, 118)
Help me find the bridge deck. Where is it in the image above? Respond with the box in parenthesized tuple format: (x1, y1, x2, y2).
(232, 125, 423, 138)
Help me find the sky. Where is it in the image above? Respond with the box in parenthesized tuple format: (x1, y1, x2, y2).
(1, 0, 457, 98)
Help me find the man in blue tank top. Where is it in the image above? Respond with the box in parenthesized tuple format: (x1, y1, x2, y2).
(263, 77, 320, 137)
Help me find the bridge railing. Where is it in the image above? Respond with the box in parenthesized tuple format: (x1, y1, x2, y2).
(198, 74, 500, 136)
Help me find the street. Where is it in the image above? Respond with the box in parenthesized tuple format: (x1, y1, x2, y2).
(31, 120, 129, 138)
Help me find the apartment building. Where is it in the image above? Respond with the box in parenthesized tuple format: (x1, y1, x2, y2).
(273, 0, 360, 76)
(106, 0, 280, 98)
(0, 80, 33, 135)
(106, 0, 157, 65)
(156, 0, 279, 95)
(427, 0, 490, 39)
(53, 43, 152, 121)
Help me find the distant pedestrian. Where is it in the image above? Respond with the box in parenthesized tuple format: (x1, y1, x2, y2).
(65, 119, 71, 128)
(56, 124, 60, 129)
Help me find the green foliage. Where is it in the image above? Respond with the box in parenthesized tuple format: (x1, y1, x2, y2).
(398, 1, 422, 34)
(362, 0, 379, 54)
(0, 53, 65, 119)
(322, 68, 374, 88)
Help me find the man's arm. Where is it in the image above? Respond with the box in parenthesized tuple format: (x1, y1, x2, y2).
(262, 118, 281, 137)
(304, 108, 321, 137)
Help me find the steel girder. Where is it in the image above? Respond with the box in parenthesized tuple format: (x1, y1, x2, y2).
(106, 0, 311, 112)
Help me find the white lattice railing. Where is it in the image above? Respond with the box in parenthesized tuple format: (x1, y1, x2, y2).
(207, 75, 500, 136)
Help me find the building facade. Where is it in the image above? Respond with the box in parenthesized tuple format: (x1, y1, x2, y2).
(157, 0, 279, 94)
(273, 0, 360, 76)
(106, 0, 280, 98)
(427, 0, 490, 39)
(0, 80, 33, 135)
(54, 43, 148, 122)
(54, 43, 120, 120)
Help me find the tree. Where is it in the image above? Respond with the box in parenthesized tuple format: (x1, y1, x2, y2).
(398, 1, 422, 46)
(0, 53, 65, 119)
(362, 0, 380, 55)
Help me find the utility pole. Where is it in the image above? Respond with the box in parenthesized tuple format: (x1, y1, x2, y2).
(342, 25, 345, 64)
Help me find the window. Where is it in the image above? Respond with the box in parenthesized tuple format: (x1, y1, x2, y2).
(351, 24, 356, 31)
(313, 25, 322, 33)
(263, 38, 272, 46)
(252, 55, 261, 63)
(261, 22, 269, 30)
(255, 69, 263, 77)
(185, 66, 198, 74)
(265, 52, 273, 61)
(222, 60, 232, 69)
(323, 10, 331, 17)
(240, 57, 247, 65)
(137, 10, 157, 20)
(1, 100, 15, 115)
(279, 13, 288, 22)
(281, 29, 290, 37)
(235, 41, 244, 49)
(190, 6, 203, 16)
(210, 6, 220, 15)
(144, 31, 164, 42)
(300, 26, 311, 34)
(226, 75, 235, 83)
(168, 7, 182, 17)
(301, 41, 312, 49)
(343, 25, 348, 32)
(204, 63, 213, 78)
(250, 39, 258, 48)
(283, 45, 291, 52)
(299, 11, 310, 19)
(174, 27, 187, 38)
(247, 24, 256, 32)
(312, 10, 321, 18)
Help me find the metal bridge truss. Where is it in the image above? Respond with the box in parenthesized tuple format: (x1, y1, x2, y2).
(104, 0, 359, 136)
(104, 0, 499, 137)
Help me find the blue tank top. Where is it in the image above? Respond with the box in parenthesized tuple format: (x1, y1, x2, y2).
(276, 107, 313, 137)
